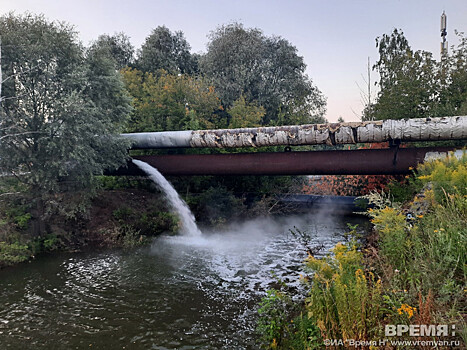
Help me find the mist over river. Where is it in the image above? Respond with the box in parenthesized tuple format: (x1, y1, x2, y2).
(0, 214, 367, 349)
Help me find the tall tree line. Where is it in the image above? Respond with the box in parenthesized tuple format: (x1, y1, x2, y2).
(97, 23, 327, 132)
(0, 14, 328, 234)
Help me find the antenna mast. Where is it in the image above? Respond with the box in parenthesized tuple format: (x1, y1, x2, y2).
(441, 11, 448, 58)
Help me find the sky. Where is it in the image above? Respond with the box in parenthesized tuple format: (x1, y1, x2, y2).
(2, 0, 467, 122)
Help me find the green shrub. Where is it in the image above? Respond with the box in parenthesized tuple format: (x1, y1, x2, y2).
(0, 241, 31, 266)
(97, 176, 156, 191)
(112, 206, 135, 221)
(284, 313, 322, 350)
(364, 151, 466, 347)
(368, 151, 466, 296)
(257, 289, 292, 348)
(120, 224, 143, 248)
(387, 172, 423, 203)
(42, 234, 59, 251)
(192, 186, 244, 225)
(370, 206, 409, 272)
(113, 205, 178, 237)
(4, 206, 31, 230)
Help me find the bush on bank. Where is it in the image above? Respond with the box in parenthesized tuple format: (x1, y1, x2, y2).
(0, 176, 180, 268)
(257, 151, 466, 349)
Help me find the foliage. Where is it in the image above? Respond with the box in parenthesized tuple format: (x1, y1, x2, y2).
(369, 206, 409, 273)
(112, 205, 178, 236)
(257, 289, 293, 348)
(386, 172, 423, 203)
(437, 31, 467, 116)
(367, 29, 467, 120)
(303, 174, 397, 196)
(200, 23, 326, 125)
(285, 313, 322, 350)
(227, 94, 265, 128)
(97, 175, 153, 191)
(0, 13, 131, 235)
(28, 233, 61, 254)
(41, 234, 59, 251)
(370, 29, 438, 120)
(417, 150, 467, 204)
(136, 26, 197, 75)
(0, 241, 30, 266)
(121, 68, 221, 131)
(190, 185, 244, 225)
(119, 224, 143, 248)
(365, 151, 466, 344)
(305, 242, 383, 343)
(257, 289, 322, 350)
(3, 205, 31, 231)
(169, 173, 298, 220)
(89, 32, 135, 69)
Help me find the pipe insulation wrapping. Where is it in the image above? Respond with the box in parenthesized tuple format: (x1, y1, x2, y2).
(121, 116, 467, 149)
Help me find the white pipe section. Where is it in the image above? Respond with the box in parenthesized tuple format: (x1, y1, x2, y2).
(121, 116, 467, 149)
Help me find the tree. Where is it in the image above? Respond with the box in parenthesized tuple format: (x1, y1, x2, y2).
(201, 24, 264, 107)
(136, 26, 197, 75)
(200, 23, 326, 125)
(227, 94, 264, 128)
(436, 31, 467, 116)
(89, 32, 135, 70)
(367, 29, 467, 121)
(121, 68, 221, 132)
(369, 29, 439, 121)
(0, 13, 131, 235)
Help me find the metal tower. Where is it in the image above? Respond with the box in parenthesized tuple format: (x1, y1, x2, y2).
(441, 11, 448, 57)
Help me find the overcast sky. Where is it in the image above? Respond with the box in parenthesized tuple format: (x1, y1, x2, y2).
(2, 0, 467, 122)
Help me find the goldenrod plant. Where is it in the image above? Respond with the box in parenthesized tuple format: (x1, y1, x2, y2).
(257, 150, 466, 349)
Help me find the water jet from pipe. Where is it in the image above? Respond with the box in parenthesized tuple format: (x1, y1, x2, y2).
(132, 159, 201, 236)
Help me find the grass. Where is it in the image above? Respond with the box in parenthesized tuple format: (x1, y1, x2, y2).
(256, 150, 466, 349)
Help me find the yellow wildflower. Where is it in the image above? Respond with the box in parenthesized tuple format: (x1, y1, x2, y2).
(355, 269, 366, 281)
(397, 304, 416, 319)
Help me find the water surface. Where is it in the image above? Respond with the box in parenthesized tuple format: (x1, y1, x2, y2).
(0, 214, 367, 349)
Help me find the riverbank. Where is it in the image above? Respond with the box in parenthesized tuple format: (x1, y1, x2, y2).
(0, 173, 285, 269)
(257, 151, 466, 349)
(0, 186, 180, 269)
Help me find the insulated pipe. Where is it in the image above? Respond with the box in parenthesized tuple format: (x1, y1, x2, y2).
(121, 116, 467, 149)
(111, 147, 457, 176)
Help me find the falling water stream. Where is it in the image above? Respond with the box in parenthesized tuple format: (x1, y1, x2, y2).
(131, 159, 202, 236)
(0, 160, 369, 349)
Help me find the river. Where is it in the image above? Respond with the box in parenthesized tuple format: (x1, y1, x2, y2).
(0, 214, 367, 349)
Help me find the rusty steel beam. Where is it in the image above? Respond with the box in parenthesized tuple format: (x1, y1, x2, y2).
(111, 147, 457, 176)
(121, 116, 467, 149)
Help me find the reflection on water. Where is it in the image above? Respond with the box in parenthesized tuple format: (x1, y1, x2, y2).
(0, 214, 367, 349)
